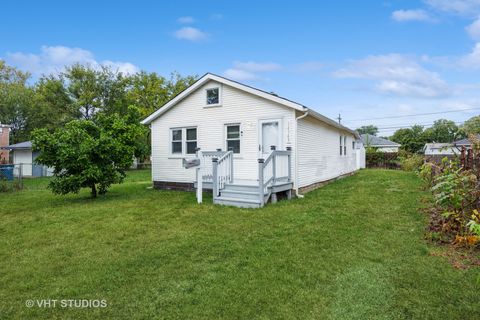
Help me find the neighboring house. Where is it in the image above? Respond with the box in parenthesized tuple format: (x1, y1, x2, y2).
(142, 73, 363, 207)
(361, 134, 400, 153)
(0, 141, 53, 177)
(423, 143, 458, 156)
(0, 124, 11, 163)
(453, 134, 480, 150)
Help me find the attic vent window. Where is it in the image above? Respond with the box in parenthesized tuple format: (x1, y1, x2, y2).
(206, 87, 220, 105)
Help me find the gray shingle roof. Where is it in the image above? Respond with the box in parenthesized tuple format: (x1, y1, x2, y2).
(453, 134, 480, 146)
(0, 141, 32, 150)
(361, 134, 400, 147)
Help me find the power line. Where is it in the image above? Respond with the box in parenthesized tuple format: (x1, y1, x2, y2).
(375, 121, 464, 131)
(344, 107, 480, 122)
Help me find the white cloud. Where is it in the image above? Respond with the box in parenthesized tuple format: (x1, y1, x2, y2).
(232, 61, 282, 72)
(425, 0, 480, 16)
(458, 42, 480, 67)
(293, 61, 324, 72)
(223, 61, 282, 81)
(223, 68, 258, 81)
(5, 45, 139, 77)
(466, 17, 480, 39)
(173, 27, 208, 41)
(334, 54, 450, 98)
(177, 16, 195, 24)
(391, 9, 434, 22)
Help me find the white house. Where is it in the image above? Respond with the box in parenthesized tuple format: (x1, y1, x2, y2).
(423, 143, 458, 156)
(142, 73, 362, 207)
(361, 134, 400, 153)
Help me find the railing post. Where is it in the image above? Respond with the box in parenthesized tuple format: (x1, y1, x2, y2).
(212, 157, 218, 197)
(286, 147, 292, 182)
(196, 148, 202, 204)
(258, 158, 264, 207)
(229, 150, 234, 183)
(270, 146, 276, 183)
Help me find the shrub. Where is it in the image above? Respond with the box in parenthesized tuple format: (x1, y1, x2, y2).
(422, 158, 480, 246)
(400, 153, 424, 172)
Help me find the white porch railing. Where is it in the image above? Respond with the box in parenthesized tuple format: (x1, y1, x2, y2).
(200, 150, 228, 183)
(258, 146, 292, 206)
(211, 151, 234, 197)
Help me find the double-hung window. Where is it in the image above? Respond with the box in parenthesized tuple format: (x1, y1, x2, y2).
(226, 124, 241, 153)
(344, 136, 347, 156)
(171, 127, 197, 155)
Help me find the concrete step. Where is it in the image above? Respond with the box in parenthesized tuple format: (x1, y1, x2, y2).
(214, 196, 262, 209)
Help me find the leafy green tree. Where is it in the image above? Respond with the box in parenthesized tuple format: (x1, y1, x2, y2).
(390, 125, 426, 153)
(0, 60, 34, 143)
(356, 125, 378, 136)
(62, 64, 131, 119)
(423, 119, 460, 143)
(32, 106, 146, 197)
(126, 71, 197, 119)
(461, 115, 480, 135)
(28, 75, 76, 132)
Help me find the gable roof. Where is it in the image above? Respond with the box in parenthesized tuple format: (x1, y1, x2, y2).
(454, 134, 480, 146)
(141, 73, 359, 138)
(361, 134, 400, 147)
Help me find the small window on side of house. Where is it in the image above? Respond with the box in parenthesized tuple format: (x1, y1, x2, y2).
(226, 124, 241, 153)
(206, 87, 220, 105)
(186, 128, 197, 154)
(339, 135, 343, 155)
(172, 129, 182, 154)
(344, 136, 347, 156)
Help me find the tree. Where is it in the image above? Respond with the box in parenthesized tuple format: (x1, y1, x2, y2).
(62, 64, 131, 119)
(461, 116, 480, 135)
(356, 125, 378, 136)
(126, 71, 197, 119)
(390, 125, 426, 153)
(0, 60, 34, 143)
(28, 75, 76, 133)
(423, 119, 460, 143)
(32, 106, 146, 197)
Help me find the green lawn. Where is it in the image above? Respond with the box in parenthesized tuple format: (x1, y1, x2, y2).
(0, 169, 479, 319)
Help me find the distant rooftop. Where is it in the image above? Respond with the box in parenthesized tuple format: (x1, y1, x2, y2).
(0, 141, 32, 150)
(453, 134, 480, 146)
(361, 134, 400, 147)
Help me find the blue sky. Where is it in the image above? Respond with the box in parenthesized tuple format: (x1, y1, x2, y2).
(2, 0, 480, 135)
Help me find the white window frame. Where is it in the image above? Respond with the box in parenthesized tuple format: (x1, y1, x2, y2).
(170, 127, 198, 156)
(205, 86, 222, 107)
(344, 136, 347, 156)
(339, 135, 343, 156)
(225, 123, 242, 155)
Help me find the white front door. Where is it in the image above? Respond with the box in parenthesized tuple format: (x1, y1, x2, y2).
(259, 119, 281, 157)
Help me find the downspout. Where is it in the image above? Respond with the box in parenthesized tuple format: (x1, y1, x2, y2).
(294, 110, 309, 198)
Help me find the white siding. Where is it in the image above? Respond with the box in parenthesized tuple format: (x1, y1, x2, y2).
(150, 80, 296, 183)
(297, 113, 357, 188)
(13, 150, 32, 176)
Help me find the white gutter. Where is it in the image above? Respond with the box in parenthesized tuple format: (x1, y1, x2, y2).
(294, 110, 309, 198)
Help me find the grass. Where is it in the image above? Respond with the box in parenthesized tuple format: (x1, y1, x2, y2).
(0, 169, 479, 319)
